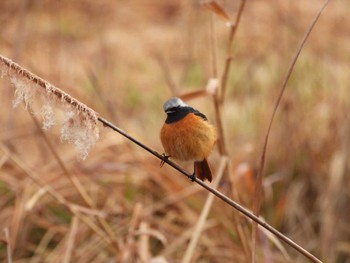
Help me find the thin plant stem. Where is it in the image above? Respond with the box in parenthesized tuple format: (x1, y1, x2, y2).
(0, 144, 116, 252)
(251, 1, 331, 262)
(182, 157, 228, 263)
(27, 107, 119, 250)
(220, 0, 246, 104)
(3, 228, 12, 263)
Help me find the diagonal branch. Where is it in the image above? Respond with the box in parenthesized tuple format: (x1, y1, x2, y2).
(97, 116, 322, 263)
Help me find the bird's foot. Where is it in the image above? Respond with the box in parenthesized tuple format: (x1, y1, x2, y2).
(160, 153, 170, 167)
(189, 172, 196, 182)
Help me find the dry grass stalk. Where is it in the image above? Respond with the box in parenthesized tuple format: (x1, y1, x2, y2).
(206, 3, 252, 261)
(27, 107, 118, 250)
(10, 179, 29, 256)
(227, 161, 252, 261)
(3, 228, 12, 263)
(0, 144, 113, 249)
(320, 150, 346, 262)
(63, 216, 79, 263)
(219, 0, 246, 104)
(144, 184, 201, 218)
(138, 221, 151, 262)
(251, 1, 331, 262)
(161, 221, 216, 257)
(152, 51, 179, 95)
(119, 202, 143, 262)
(181, 157, 228, 263)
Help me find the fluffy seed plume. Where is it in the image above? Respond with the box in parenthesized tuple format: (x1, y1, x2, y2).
(0, 54, 99, 159)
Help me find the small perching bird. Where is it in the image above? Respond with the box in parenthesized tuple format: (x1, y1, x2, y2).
(160, 97, 217, 182)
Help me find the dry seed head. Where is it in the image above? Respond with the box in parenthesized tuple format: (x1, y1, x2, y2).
(0, 54, 99, 159)
(61, 110, 99, 159)
(39, 102, 56, 130)
(11, 76, 36, 108)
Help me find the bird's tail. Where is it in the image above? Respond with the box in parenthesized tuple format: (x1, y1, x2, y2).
(194, 159, 213, 182)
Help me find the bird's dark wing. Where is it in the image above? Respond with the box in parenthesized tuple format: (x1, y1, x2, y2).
(193, 109, 208, 121)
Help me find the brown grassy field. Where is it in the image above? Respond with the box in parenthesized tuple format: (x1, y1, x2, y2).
(0, 0, 349, 262)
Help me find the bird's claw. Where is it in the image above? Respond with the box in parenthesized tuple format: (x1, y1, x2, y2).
(189, 172, 196, 182)
(160, 153, 170, 167)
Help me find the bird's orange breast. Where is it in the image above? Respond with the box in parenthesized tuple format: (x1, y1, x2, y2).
(160, 113, 217, 162)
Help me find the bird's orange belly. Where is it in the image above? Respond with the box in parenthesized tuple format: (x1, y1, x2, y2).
(160, 113, 216, 161)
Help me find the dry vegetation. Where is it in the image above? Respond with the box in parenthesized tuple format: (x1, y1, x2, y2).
(0, 0, 349, 262)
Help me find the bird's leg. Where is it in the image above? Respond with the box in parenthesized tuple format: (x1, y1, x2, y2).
(189, 172, 196, 182)
(160, 153, 170, 167)
(189, 163, 196, 182)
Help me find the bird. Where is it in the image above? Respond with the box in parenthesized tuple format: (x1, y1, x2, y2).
(160, 97, 217, 182)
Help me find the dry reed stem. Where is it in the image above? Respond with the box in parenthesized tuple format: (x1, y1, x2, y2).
(134, 228, 167, 248)
(3, 228, 12, 263)
(219, 0, 246, 104)
(144, 184, 201, 218)
(161, 221, 216, 257)
(181, 156, 228, 263)
(63, 216, 79, 263)
(179, 90, 207, 101)
(119, 202, 143, 263)
(209, 13, 218, 77)
(319, 99, 350, 262)
(206, 3, 252, 261)
(0, 144, 114, 249)
(138, 222, 151, 262)
(203, 1, 232, 22)
(11, 180, 31, 254)
(227, 161, 252, 262)
(320, 150, 346, 262)
(251, 2, 330, 262)
(153, 51, 179, 95)
(30, 228, 59, 263)
(27, 107, 119, 250)
(73, 234, 109, 263)
(212, 93, 227, 155)
(204, 3, 252, 260)
(205, 9, 228, 155)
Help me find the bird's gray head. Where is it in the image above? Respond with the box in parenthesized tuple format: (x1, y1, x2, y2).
(163, 97, 188, 114)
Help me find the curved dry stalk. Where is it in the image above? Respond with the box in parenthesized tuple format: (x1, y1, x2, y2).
(251, 0, 331, 262)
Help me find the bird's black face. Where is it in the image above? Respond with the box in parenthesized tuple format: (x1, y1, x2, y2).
(163, 97, 208, 124)
(165, 106, 193, 124)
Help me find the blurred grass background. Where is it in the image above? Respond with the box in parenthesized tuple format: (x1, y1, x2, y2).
(0, 0, 349, 262)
